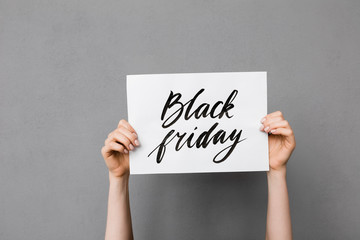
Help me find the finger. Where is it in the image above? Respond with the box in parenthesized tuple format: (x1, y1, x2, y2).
(101, 144, 127, 158)
(110, 131, 133, 151)
(104, 138, 127, 153)
(108, 141, 128, 153)
(101, 145, 110, 157)
(118, 119, 136, 135)
(261, 116, 283, 129)
(262, 120, 290, 133)
(261, 111, 284, 123)
(104, 136, 114, 146)
(269, 127, 295, 139)
(260, 117, 285, 131)
(117, 126, 140, 147)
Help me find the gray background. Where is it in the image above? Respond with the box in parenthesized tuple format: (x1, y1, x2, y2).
(1, 0, 359, 239)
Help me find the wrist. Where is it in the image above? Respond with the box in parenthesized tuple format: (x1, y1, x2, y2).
(267, 166, 287, 179)
(109, 172, 129, 189)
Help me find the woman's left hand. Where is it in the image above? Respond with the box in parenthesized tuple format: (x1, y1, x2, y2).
(260, 111, 296, 172)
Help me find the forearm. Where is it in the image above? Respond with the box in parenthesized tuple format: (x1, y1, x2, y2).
(265, 168, 292, 240)
(105, 174, 133, 240)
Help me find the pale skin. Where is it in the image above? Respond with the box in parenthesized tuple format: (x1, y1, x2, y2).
(101, 111, 296, 240)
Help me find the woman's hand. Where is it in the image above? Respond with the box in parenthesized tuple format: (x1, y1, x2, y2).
(102, 120, 137, 240)
(101, 119, 139, 179)
(262, 111, 295, 240)
(260, 111, 296, 172)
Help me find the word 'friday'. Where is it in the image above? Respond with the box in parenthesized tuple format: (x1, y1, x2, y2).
(148, 89, 246, 163)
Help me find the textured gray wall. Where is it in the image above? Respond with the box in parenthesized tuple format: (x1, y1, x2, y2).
(1, 0, 359, 239)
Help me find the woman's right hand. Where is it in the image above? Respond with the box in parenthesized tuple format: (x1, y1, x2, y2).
(101, 119, 139, 179)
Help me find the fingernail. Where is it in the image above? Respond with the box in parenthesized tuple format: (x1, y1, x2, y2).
(133, 132, 137, 138)
(135, 139, 140, 146)
(261, 117, 266, 123)
(129, 144, 134, 150)
(124, 149, 128, 154)
(271, 129, 276, 133)
(264, 126, 270, 132)
(259, 124, 264, 131)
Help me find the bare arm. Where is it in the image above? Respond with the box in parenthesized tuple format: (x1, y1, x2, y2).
(101, 119, 139, 240)
(260, 111, 296, 240)
(266, 168, 292, 240)
(105, 174, 133, 240)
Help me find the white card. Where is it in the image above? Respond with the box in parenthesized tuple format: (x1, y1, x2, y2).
(127, 72, 268, 174)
